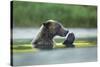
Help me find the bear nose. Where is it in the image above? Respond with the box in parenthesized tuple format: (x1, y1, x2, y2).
(64, 30, 69, 35)
(67, 30, 69, 33)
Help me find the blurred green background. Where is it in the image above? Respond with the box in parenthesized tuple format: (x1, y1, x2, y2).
(12, 1, 97, 28)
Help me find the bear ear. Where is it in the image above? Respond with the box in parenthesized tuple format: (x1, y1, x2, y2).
(43, 22, 51, 28)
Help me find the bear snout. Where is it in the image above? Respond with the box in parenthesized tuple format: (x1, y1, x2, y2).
(63, 30, 69, 36)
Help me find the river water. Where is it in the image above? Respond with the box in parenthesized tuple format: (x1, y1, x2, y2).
(13, 47, 97, 66)
(12, 28, 97, 66)
(13, 28, 97, 39)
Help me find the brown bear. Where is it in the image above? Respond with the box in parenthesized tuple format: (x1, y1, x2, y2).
(31, 20, 69, 49)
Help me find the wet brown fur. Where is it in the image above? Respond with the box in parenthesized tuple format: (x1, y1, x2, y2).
(32, 20, 68, 49)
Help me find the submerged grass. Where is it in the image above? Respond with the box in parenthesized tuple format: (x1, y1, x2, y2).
(12, 40, 97, 53)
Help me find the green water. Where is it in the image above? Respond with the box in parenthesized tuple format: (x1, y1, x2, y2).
(12, 38, 97, 52)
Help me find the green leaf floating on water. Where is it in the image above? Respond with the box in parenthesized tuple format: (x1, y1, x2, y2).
(12, 40, 96, 53)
